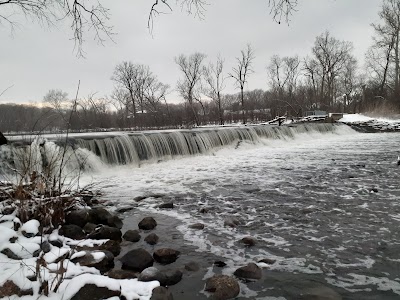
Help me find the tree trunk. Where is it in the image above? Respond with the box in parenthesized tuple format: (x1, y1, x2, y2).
(217, 92, 224, 125)
(241, 86, 246, 124)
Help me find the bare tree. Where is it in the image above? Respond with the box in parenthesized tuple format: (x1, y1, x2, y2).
(0, 0, 113, 56)
(229, 44, 255, 124)
(366, 0, 400, 104)
(44, 89, 69, 117)
(111, 62, 169, 128)
(267, 54, 301, 116)
(203, 55, 226, 125)
(111, 62, 139, 124)
(309, 31, 355, 108)
(175, 52, 206, 126)
(268, 0, 298, 24)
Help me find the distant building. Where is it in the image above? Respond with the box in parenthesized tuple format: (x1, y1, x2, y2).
(304, 110, 327, 117)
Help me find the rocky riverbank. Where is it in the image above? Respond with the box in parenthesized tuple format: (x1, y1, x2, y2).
(0, 182, 348, 300)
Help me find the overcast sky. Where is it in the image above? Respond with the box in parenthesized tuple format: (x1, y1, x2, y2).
(1, 0, 382, 105)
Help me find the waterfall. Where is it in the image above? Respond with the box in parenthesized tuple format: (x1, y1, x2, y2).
(74, 123, 345, 166)
(0, 123, 351, 179)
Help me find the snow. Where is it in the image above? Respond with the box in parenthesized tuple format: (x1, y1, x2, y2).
(20, 219, 40, 236)
(339, 113, 400, 124)
(0, 220, 160, 300)
(339, 114, 375, 123)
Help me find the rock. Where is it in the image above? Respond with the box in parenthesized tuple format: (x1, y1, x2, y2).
(240, 236, 256, 247)
(120, 248, 154, 272)
(0, 280, 33, 297)
(88, 225, 122, 241)
(59, 224, 85, 240)
(199, 207, 210, 213)
(88, 207, 112, 225)
(134, 195, 148, 202)
(153, 248, 180, 264)
(1, 248, 22, 260)
(189, 223, 205, 230)
(0, 132, 7, 146)
(223, 217, 241, 228)
(107, 269, 138, 279)
(138, 217, 157, 230)
(71, 251, 114, 273)
(214, 261, 226, 267)
(369, 188, 378, 193)
(138, 267, 167, 283)
(2, 206, 15, 215)
(234, 263, 262, 280)
(150, 286, 173, 300)
(158, 202, 174, 209)
(40, 241, 51, 253)
(83, 222, 97, 234)
(258, 258, 276, 265)
(145, 233, 159, 245)
(107, 215, 123, 229)
(123, 230, 141, 242)
(65, 209, 91, 228)
(205, 275, 240, 300)
(77, 240, 121, 256)
(116, 206, 134, 213)
(301, 286, 342, 300)
(184, 261, 200, 272)
(21, 220, 40, 237)
(70, 283, 120, 300)
(49, 239, 63, 248)
(163, 270, 183, 286)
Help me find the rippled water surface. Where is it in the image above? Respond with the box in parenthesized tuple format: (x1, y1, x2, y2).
(85, 129, 400, 299)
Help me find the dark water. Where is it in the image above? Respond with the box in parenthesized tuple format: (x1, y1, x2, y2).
(93, 130, 400, 299)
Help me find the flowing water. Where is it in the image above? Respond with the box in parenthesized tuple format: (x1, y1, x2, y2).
(2, 124, 400, 299)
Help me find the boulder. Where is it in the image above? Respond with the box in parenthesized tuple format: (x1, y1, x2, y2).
(145, 233, 159, 245)
(87, 207, 123, 229)
(138, 267, 167, 283)
(163, 270, 183, 286)
(40, 241, 51, 253)
(120, 248, 154, 272)
(150, 286, 174, 300)
(0, 280, 33, 297)
(0, 132, 7, 146)
(77, 240, 121, 256)
(213, 261, 226, 268)
(258, 258, 276, 265)
(83, 222, 97, 234)
(158, 202, 174, 209)
(59, 224, 85, 240)
(233, 263, 262, 280)
(71, 251, 114, 273)
(107, 269, 138, 279)
(107, 215, 123, 229)
(20, 220, 40, 238)
(184, 261, 200, 272)
(88, 207, 112, 225)
(138, 217, 157, 230)
(1, 248, 22, 260)
(189, 223, 205, 230)
(223, 217, 241, 228)
(65, 209, 91, 228)
(123, 230, 141, 242)
(205, 275, 240, 300)
(240, 236, 256, 247)
(49, 239, 63, 248)
(153, 248, 180, 264)
(70, 284, 120, 300)
(301, 286, 342, 300)
(88, 225, 122, 241)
